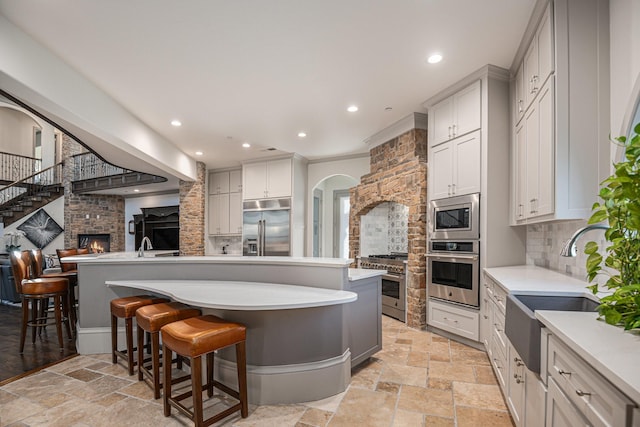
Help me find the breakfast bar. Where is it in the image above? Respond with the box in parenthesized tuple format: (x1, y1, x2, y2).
(63, 253, 384, 404)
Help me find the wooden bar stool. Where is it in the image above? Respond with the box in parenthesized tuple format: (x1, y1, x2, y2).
(161, 315, 248, 426)
(136, 302, 201, 398)
(110, 295, 169, 375)
(9, 250, 72, 353)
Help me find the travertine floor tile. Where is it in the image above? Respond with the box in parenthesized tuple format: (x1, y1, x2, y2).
(302, 389, 346, 412)
(392, 409, 424, 426)
(233, 404, 306, 427)
(379, 363, 428, 387)
(328, 387, 396, 427)
(429, 361, 476, 383)
(453, 381, 509, 411)
(66, 368, 104, 382)
(424, 415, 456, 426)
(376, 381, 401, 394)
(407, 350, 429, 367)
(451, 348, 490, 365)
(474, 365, 498, 385)
(456, 405, 514, 427)
(397, 385, 454, 418)
(298, 407, 333, 426)
(0, 395, 47, 425)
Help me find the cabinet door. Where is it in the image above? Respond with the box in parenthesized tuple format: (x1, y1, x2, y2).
(524, 104, 540, 218)
(514, 123, 527, 222)
(430, 97, 454, 146)
(430, 142, 453, 199)
(507, 344, 526, 427)
(210, 171, 230, 194)
(525, 369, 547, 427)
(546, 378, 589, 427)
(243, 162, 267, 200)
(229, 169, 242, 193)
(452, 131, 481, 196)
(453, 81, 481, 138)
(229, 192, 243, 234)
(208, 194, 230, 235)
(534, 80, 554, 217)
(265, 158, 292, 198)
(524, 38, 539, 110)
(515, 65, 526, 125)
(536, 4, 554, 89)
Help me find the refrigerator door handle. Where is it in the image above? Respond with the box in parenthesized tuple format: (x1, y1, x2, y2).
(260, 219, 266, 256)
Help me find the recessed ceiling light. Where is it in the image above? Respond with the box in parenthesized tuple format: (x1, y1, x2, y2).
(242, 142, 251, 148)
(298, 132, 307, 138)
(427, 54, 443, 64)
(347, 105, 359, 113)
(195, 151, 203, 156)
(171, 119, 182, 127)
(133, 189, 140, 192)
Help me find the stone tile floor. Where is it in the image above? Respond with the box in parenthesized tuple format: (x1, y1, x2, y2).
(0, 316, 514, 426)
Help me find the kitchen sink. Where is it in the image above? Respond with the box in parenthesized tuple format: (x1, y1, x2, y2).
(504, 294, 599, 374)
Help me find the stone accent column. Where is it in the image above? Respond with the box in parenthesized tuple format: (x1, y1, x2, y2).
(62, 135, 125, 251)
(179, 161, 206, 256)
(350, 128, 428, 328)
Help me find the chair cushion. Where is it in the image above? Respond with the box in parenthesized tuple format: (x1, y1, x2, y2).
(136, 302, 201, 332)
(161, 315, 246, 358)
(110, 295, 169, 318)
(21, 277, 68, 295)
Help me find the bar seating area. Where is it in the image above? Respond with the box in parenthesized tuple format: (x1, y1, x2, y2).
(108, 295, 249, 426)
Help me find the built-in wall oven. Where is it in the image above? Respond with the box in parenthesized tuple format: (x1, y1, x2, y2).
(427, 240, 479, 307)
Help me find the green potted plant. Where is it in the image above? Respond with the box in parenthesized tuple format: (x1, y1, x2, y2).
(585, 122, 640, 330)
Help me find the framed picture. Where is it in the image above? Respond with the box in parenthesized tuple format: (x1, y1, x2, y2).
(17, 209, 63, 248)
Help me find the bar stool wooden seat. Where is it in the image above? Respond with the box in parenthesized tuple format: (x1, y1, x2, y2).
(161, 314, 248, 426)
(136, 302, 202, 398)
(110, 295, 169, 375)
(9, 250, 72, 353)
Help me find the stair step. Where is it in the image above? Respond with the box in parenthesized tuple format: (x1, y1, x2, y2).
(29, 196, 43, 202)
(11, 206, 24, 212)
(2, 212, 14, 217)
(36, 192, 51, 197)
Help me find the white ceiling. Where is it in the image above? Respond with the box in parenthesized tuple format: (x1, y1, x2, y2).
(0, 0, 535, 174)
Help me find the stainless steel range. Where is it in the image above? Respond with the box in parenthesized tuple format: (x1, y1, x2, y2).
(358, 253, 407, 322)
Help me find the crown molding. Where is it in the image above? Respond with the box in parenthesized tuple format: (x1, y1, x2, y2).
(363, 112, 427, 149)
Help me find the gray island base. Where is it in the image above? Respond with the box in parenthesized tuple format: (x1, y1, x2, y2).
(63, 254, 383, 404)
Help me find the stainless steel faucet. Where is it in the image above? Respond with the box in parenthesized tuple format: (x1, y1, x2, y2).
(560, 224, 608, 257)
(138, 236, 153, 257)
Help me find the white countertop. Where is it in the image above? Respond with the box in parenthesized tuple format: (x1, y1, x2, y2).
(106, 279, 357, 310)
(348, 268, 386, 281)
(484, 265, 606, 300)
(64, 253, 352, 268)
(536, 310, 640, 405)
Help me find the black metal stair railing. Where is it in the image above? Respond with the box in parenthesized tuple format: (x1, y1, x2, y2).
(0, 151, 42, 184)
(70, 152, 166, 193)
(0, 163, 64, 224)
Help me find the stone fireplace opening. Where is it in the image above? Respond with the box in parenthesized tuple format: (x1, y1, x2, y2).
(350, 125, 427, 328)
(78, 233, 110, 253)
(360, 202, 409, 256)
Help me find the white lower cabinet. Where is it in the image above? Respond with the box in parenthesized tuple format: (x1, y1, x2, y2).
(547, 377, 589, 427)
(427, 298, 479, 341)
(508, 343, 526, 426)
(524, 369, 546, 427)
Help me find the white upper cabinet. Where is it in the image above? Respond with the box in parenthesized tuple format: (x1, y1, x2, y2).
(510, 0, 609, 224)
(209, 171, 230, 194)
(243, 158, 292, 200)
(430, 130, 481, 200)
(208, 168, 243, 235)
(229, 169, 242, 193)
(429, 80, 481, 147)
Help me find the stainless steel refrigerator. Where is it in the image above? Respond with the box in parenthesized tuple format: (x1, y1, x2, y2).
(242, 198, 291, 256)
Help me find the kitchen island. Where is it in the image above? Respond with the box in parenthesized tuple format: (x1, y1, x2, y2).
(63, 253, 383, 404)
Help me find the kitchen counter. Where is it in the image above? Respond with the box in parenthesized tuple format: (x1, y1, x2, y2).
(535, 310, 640, 405)
(106, 279, 356, 310)
(348, 268, 386, 281)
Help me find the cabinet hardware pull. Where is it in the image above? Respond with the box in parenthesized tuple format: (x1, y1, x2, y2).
(518, 99, 523, 113)
(514, 357, 521, 362)
(451, 183, 456, 194)
(452, 124, 456, 136)
(483, 315, 488, 319)
(516, 378, 523, 384)
(575, 390, 591, 397)
(448, 126, 452, 138)
(447, 184, 451, 196)
(558, 369, 571, 376)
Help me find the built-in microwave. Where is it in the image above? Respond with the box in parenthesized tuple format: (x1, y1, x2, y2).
(429, 193, 480, 241)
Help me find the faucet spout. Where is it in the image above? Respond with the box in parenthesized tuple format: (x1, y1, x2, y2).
(138, 236, 153, 257)
(560, 224, 608, 257)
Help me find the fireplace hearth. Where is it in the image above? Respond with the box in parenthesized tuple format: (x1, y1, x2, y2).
(78, 233, 110, 253)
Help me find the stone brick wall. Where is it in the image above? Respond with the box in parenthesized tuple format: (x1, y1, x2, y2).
(350, 128, 428, 328)
(62, 135, 125, 250)
(179, 161, 206, 256)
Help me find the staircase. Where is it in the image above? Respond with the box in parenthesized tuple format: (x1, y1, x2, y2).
(0, 163, 64, 226)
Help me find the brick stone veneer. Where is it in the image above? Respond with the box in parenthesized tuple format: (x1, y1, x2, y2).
(179, 161, 206, 256)
(350, 129, 428, 328)
(62, 135, 125, 251)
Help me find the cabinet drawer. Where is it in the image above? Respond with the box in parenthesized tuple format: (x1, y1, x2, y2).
(490, 333, 508, 389)
(491, 304, 507, 357)
(428, 299, 479, 341)
(492, 283, 508, 314)
(548, 336, 635, 427)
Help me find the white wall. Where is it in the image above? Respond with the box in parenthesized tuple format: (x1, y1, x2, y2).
(320, 175, 358, 257)
(0, 102, 57, 168)
(305, 155, 370, 256)
(124, 193, 180, 251)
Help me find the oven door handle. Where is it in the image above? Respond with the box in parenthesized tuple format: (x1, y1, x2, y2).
(426, 253, 478, 261)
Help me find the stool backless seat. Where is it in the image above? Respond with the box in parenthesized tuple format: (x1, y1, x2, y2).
(110, 295, 169, 375)
(161, 314, 248, 426)
(136, 302, 201, 398)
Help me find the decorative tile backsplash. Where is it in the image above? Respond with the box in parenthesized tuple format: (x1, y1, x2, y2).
(526, 219, 608, 283)
(360, 202, 409, 256)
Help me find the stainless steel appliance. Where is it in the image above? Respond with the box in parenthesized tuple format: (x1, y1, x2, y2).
(429, 193, 480, 240)
(358, 253, 407, 321)
(427, 240, 479, 307)
(242, 198, 291, 256)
